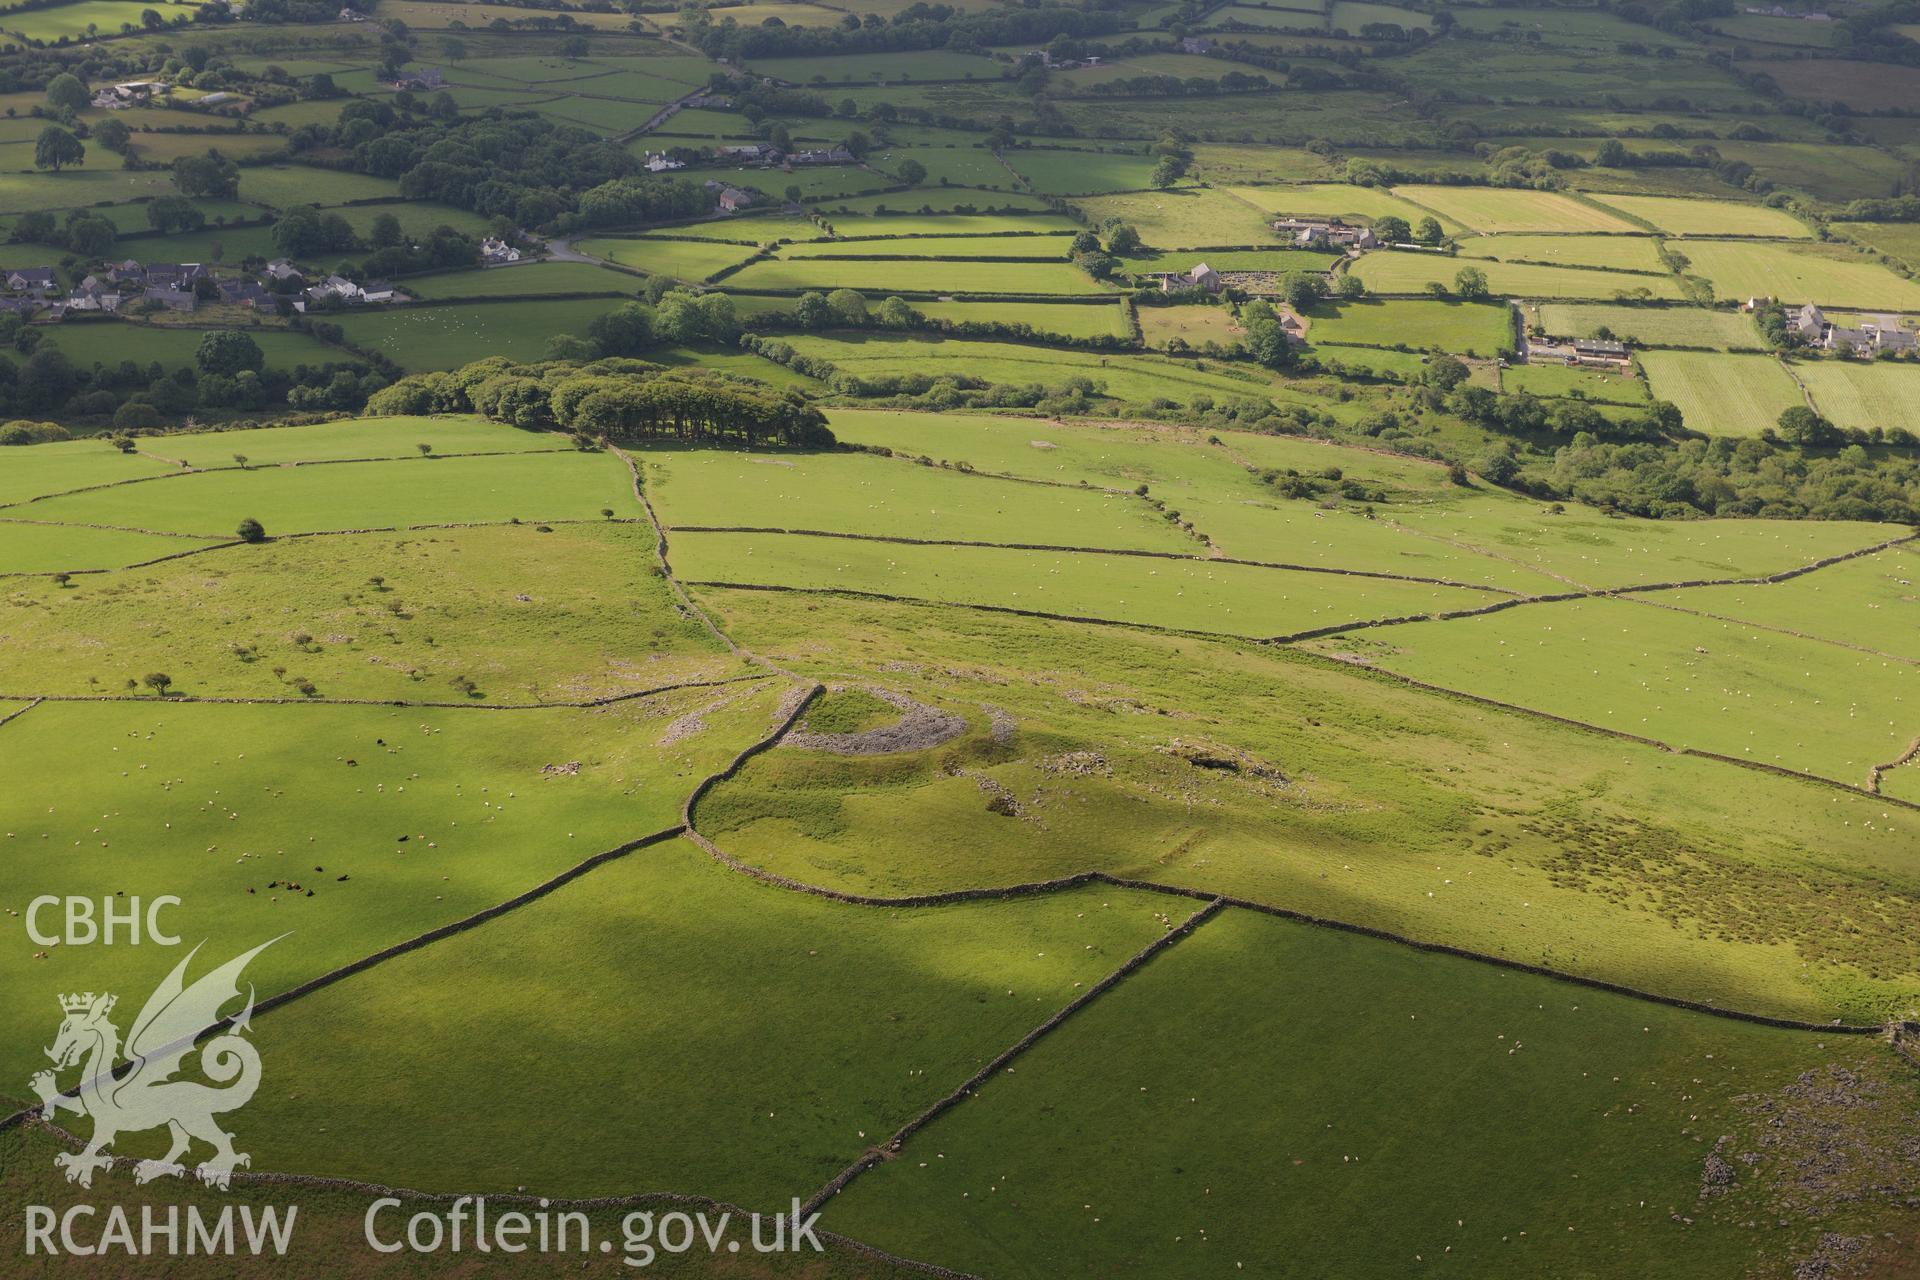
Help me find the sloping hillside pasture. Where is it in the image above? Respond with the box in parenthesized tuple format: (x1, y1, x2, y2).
(0, 522, 739, 700)
(23, 450, 637, 536)
(1645, 545, 1920, 664)
(1586, 193, 1811, 238)
(1639, 350, 1805, 437)
(1075, 188, 1285, 248)
(1003, 148, 1162, 194)
(639, 447, 1196, 552)
(785, 234, 1079, 259)
(0, 522, 218, 574)
(812, 211, 1081, 237)
(1329, 0, 1429, 29)
(1834, 220, 1920, 271)
(1792, 360, 1920, 434)
(0, 688, 788, 1089)
(1137, 303, 1243, 348)
(671, 530, 1495, 636)
(878, 146, 1020, 189)
(137, 415, 559, 467)
(1682, 240, 1920, 310)
(1304, 297, 1514, 353)
(1383, 488, 1896, 589)
(1, 0, 210, 41)
(1133, 246, 1342, 273)
(1307, 596, 1919, 782)
(334, 299, 628, 368)
(239, 845, 1176, 1203)
(1353, 253, 1687, 300)
(44, 324, 343, 371)
(912, 299, 1132, 337)
(238, 165, 400, 208)
(775, 333, 1284, 403)
(403, 262, 641, 299)
(824, 907, 1900, 1280)
(723, 256, 1111, 295)
(579, 236, 763, 282)
(700, 589, 1920, 1021)
(1533, 303, 1764, 349)
(1389, 186, 1642, 234)
(0, 437, 176, 505)
(1223, 182, 1450, 229)
(1456, 233, 1670, 272)
(743, 49, 1005, 81)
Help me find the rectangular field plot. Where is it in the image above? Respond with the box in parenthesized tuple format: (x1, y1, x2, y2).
(141, 415, 561, 468)
(1683, 240, 1920, 310)
(238, 166, 400, 208)
(824, 907, 1877, 1280)
(576, 236, 762, 282)
(0, 522, 739, 701)
(0, 522, 218, 575)
(1645, 545, 1920, 665)
(785, 233, 1078, 259)
(43, 324, 342, 371)
(1137, 303, 1243, 349)
(1533, 303, 1764, 349)
(1304, 298, 1514, 355)
(641, 448, 1195, 552)
(1134, 246, 1341, 274)
(1308, 596, 1919, 781)
(1075, 189, 1282, 248)
(912, 299, 1131, 338)
(1352, 252, 1685, 300)
(236, 845, 1176, 1202)
(1834, 221, 1920, 271)
(725, 255, 1109, 296)
(1793, 360, 1920, 434)
(1387, 489, 1896, 590)
(1389, 186, 1641, 234)
(1223, 182, 1448, 230)
(1586, 193, 1810, 238)
(23, 450, 638, 536)
(334, 299, 626, 369)
(402, 262, 639, 299)
(1639, 351, 1803, 437)
(673, 531, 1494, 637)
(1456, 233, 1669, 273)
(1503, 361, 1649, 404)
(779, 333, 1283, 403)
(0, 690, 784, 1089)
(0, 438, 175, 506)
(1003, 148, 1160, 195)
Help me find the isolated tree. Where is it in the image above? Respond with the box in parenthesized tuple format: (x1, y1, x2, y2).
(369, 211, 404, 249)
(1280, 271, 1326, 311)
(1595, 138, 1629, 168)
(92, 117, 131, 153)
(34, 126, 84, 173)
(172, 151, 240, 199)
(1373, 215, 1411, 243)
(65, 216, 114, 257)
(1333, 273, 1367, 299)
(142, 672, 173, 696)
(1105, 222, 1142, 255)
(52, 571, 71, 588)
(1777, 404, 1840, 446)
(45, 73, 87, 114)
(1453, 266, 1490, 299)
(236, 517, 266, 542)
(1415, 216, 1444, 245)
(827, 288, 867, 325)
(197, 330, 264, 376)
(1425, 354, 1471, 391)
(417, 442, 433, 456)
(560, 34, 589, 57)
(1150, 156, 1185, 188)
(233, 453, 249, 469)
(896, 158, 927, 185)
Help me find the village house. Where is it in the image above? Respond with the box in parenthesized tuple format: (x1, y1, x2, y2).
(359, 281, 402, 304)
(643, 151, 685, 173)
(1181, 36, 1216, 54)
(6, 267, 57, 295)
(788, 148, 855, 166)
(717, 187, 753, 214)
(264, 259, 305, 284)
(307, 274, 364, 303)
(217, 279, 273, 308)
(1160, 262, 1223, 294)
(1273, 218, 1377, 249)
(144, 286, 196, 312)
(1571, 338, 1632, 366)
(717, 142, 778, 163)
(144, 263, 207, 290)
(1795, 303, 1915, 353)
(66, 286, 122, 313)
(387, 66, 445, 91)
(338, 5, 367, 19)
(107, 259, 147, 286)
(481, 237, 522, 264)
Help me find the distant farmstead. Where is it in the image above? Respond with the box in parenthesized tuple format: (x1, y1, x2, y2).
(1273, 218, 1377, 249)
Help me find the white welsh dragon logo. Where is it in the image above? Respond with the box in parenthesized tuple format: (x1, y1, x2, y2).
(30, 938, 280, 1191)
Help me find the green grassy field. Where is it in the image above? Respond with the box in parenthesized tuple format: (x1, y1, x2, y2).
(334, 299, 626, 368)
(1307, 595, 1919, 783)
(912, 298, 1131, 337)
(0, 520, 218, 573)
(1682, 240, 1920, 310)
(1003, 148, 1160, 195)
(0, 437, 176, 505)
(1792, 359, 1920, 434)
(1504, 361, 1649, 404)
(1390, 187, 1642, 234)
(1352, 252, 1686, 301)
(578, 236, 764, 282)
(725, 255, 1110, 296)
(24, 449, 637, 536)
(1646, 544, 1920, 664)
(826, 906, 1905, 1280)
(1075, 189, 1284, 249)
(1834, 220, 1920, 271)
(1224, 182, 1452, 229)
(1457, 233, 1669, 273)
(44, 324, 343, 371)
(1533, 303, 1764, 349)
(641, 446, 1195, 552)
(1304, 297, 1514, 354)
(786, 234, 1078, 259)
(400, 262, 641, 299)
(1638, 350, 1805, 437)
(1586, 194, 1810, 238)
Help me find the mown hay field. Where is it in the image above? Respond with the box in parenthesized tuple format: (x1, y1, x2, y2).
(1682, 240, 1920, 310)
(1352, 252, 1686, 300)
(1587, 193, 1811, 238)
(1638, 350, 1805, 437)
(1533, 303, 1764, 349)
(1390, 186, 1642, 234)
